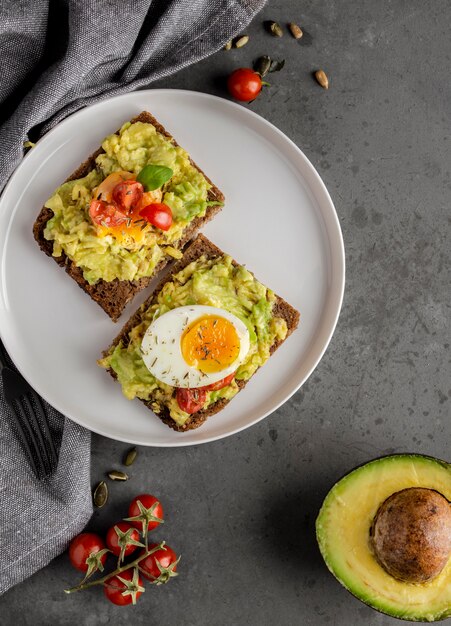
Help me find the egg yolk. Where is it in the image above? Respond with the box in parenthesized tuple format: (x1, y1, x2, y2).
(181, 315, 240, 374)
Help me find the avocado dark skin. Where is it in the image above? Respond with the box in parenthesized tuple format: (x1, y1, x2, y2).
(370, 487, 451, 583)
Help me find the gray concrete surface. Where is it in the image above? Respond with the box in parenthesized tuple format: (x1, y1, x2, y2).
(2, 1, 450, 624)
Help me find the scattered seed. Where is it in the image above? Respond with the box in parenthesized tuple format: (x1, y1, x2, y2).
(314, 69, 329, 89)
(224, 40, 232, 51)
(107, 470, 129, 481)
(266, 21, 283, 37)
(234, 35, 249, 48)
(269, 58, 285, 73)
(254, 55, 272, 78)
(124, 447, 138, 466)
(93, 481, 108, 508)
(288, 22, 303, 39)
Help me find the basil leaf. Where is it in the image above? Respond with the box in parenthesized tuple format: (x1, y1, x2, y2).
(137, 164, 173, 191)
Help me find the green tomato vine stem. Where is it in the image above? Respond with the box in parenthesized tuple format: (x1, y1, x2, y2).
(64, 541, 165, 594)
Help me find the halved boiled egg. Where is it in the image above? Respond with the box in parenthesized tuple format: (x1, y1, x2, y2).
(140, 305, 250, 388)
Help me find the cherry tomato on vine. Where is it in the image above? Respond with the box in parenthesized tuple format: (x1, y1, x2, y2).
(176, 387, 207, 414)
(139, 543, 179, 583)
(128, 494, 164, 532)
(69, 533, 107, 572)
(106, 522, 141, 558)
(112, 180, 144, 213)
(140, 203, 173, 231)
(103, 568, 144, 606)
(227, 68, 263, 102)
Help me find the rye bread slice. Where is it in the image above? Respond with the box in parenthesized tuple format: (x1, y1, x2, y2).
(33, 112, 225, 322)
(102, 234, 300, 432)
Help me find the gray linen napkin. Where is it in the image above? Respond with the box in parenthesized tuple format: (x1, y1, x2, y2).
(0, 0, 265, 594)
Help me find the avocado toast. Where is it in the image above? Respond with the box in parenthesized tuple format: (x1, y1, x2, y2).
(33, 112, 224, 321)
(99, 235, 300, 431)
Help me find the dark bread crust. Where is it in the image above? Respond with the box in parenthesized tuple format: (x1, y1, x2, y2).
(103, 234, 300, 432)
(33, 112, 225, 322)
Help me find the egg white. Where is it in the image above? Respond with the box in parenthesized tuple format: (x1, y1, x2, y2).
(140, 305, 250, 388)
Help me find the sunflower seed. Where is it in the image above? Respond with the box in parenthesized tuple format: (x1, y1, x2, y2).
(254, 55, 272, 78)
(107, 470, 129, 481)
(124, 447, 138, 466)
(93, 481, 108, 507)
(234, 35, 249, 48)
(314, 69, 329, 89)
(288, 22, 303, 39)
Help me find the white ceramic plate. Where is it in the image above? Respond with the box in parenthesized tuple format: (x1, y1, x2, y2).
(0, 90, 344, 446)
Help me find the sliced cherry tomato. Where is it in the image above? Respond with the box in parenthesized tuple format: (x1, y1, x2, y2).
(128, 494, 164, 532)
(89, 199, 127, 227)
(140, 203, 173, 231)
(227, 68, 262, 102)
(176, 387, 207, 414)
(139, 543, 179, 583)
(106, 522, 141, 558)
(69, 533, 107, 572)
(200, 372, 236, 392)
(112, 179, 144, 213)
(103, 568, 143, 606)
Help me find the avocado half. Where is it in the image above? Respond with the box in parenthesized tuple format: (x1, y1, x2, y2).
(316, 454, 451, 622)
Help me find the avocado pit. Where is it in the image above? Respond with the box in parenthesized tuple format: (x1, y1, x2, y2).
(370, 487, 451, 583)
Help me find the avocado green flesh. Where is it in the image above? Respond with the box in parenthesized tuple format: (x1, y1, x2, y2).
(44, 121, 217, 284)
(99, 254, 288, 425)
(316, 454, 451, 622)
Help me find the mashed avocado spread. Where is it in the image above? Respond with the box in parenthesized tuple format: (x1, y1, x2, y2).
(44, 121, 216, 284)
(99, 255, 288, 426)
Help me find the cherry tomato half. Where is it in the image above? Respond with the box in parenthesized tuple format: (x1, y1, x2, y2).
(140, 203, 173, 231)
(227, 68, 262, 102)
(103, 568, 143, 606)
(106, 522, 141, 558)
(139, 543, 179, 583)
(89, 199, 127, 227)
(128, 494, 164, 532)
(201, 372, 236, 392)
(176, 387, 207, 414)
(69, 533, 107, 572)
(112, 179, 144, 213)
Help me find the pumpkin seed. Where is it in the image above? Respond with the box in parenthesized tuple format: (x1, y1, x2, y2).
(314, 69, 329, 89)
(288, 22, 303, 39)
(108, 470, 129, 481)
(124, 447, 138, 466)
(224, 40, 232, 51)
(254, 55, 272, 78)
(266, 21, 283, 37)
(93, 481, 108, 508)
(234, 35, 249, 48)
(269, 59, 285, 73)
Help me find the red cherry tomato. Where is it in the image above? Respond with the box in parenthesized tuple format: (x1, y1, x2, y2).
(89, 199, 127, 227)
(103, 568, 143, 606)
(106, 522, 141, 558)
(140, 203, 173, 231)
(112, 179, 144, 213)
(227, 68, 263, 102)
(176, 387, 207, 414)
(139, 543, 179, 583)
(201, 372, 236, 392)
(128, 494, 164, 532)
(68, 533, 107, 572)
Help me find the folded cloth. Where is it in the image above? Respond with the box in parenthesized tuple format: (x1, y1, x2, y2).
(0, 370, 92, 594)
(0, 0, 265, 191)
(0, 0, 265, 594)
